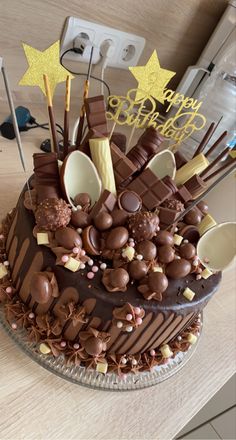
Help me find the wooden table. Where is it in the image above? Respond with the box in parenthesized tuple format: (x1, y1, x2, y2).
(0, 103, 235, 440)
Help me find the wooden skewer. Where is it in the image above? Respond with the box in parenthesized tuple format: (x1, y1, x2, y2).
(43, 74, 59, 155)
(109, 121, 117, 141)
(63, 75, 71, 159)
(205, 130, 228, 158)
(193, 122, 215, 158)
(200, 146, 230, 178)
(204, 156, 236, 182)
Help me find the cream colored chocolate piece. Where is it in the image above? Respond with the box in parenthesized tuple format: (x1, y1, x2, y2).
(173, 234, 183, 246)
(175, 153, 209, 186)
(39, 343, 51, 355)
(201, 268, 213, 279)
(183, 287, 196, 301)
(160, 344, 173, 358)
(96, 361, 108, 374)
(60, 150, 102, 209)
(0, 263, 8, 279)
(122, 246, 135, 261)
(152, 266, 163, 272)
(198, 214, 217, 237)
(64, 257, 81, 272)
(187, 333, 198, 345)
(89, 137, 117, 196)
(147, 149, 176, 180)
(37, 232, 49, 245)
(197, 222, 236, 271)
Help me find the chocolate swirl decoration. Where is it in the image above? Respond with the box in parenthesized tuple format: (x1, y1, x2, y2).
(126, 126, 164, 171)
(33, 153, 61, 204)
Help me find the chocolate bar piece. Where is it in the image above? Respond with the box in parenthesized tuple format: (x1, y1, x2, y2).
(89, 190, 116, 221)
(110, 132, 126, 154)
(174, 151, 187, 170)
(110, 143, 137, 187)
(33, 153, 61, 203)
(126, 168, 172, 210)
(158, 207, 179, 226)
(175, 185, 192, 203)
(184, 174, 207, 199)
(127, 127, 163, 171)
(80, 128, 104, 156)
(162, 175, 178, 194)
(84, 95, 108, 136)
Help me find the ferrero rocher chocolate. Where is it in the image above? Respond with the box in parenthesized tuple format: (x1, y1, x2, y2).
(35, 198, 71, 231)
(127, 212, 159, 242)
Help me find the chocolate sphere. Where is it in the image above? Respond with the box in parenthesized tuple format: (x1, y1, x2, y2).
(71, 210, 89, 228)
(35, 198, 71, 231)
(148, 272, 168, 293)
(106, 227, 129, 250)
(197, 200, 208, 215)
(55, 227, 82, 249)
(154, 230, 174, 246)
(184, 208, 202, 225)
(94, 212, 113, 231)
(74, 192, 91, 207)
(165, 258, 191, 279)
(127, 212, 159, 242)
(84, 336, 103, 356)
(179, 243, 196, 259)
(111, 208, 128, 227)
(157, 245, 175, 264)
(129, 260, 148, 280)
(136, 240, 157, 261)
(110, 268, 129, 288)
(30, 273, 52, 304)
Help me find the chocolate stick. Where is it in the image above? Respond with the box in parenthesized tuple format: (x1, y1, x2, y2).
(76, 46, 94, 148)
(204, 156, 236, 182)
(205, 130, 228, 158)
(43, 74, 59, 156)
(193, 122, 215, 158)
(200, 146, 230, 178)
(63, 75, 71, 159)
(166, 161, 236, 230)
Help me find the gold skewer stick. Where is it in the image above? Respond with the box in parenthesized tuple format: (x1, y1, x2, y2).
(43, 74, 59, 155)
(63, 75, 71, 159)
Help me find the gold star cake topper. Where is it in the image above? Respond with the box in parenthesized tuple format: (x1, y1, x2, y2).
(19, 40, 73, 96)
(129, 50, 176, 103)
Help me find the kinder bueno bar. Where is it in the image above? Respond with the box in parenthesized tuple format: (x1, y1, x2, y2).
(84, 95, 108, 136)
(127, 126, 163, 171)
(110, 143, 137, 187)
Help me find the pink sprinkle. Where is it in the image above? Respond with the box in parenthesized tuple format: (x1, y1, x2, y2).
(163, 358, 170, 364)
(92, 265, 98, 273)
(61, 255, 69, 263)
(87, 272, 94, 279)
(134, 307, 141, 315)
(129, 242, 135, 247)
(80, 249, 86, 256)
(6, 287, 12, 294)
(73, 343, 80, 349)
(73, 247, 79, 254)
(0, 234, 4, 239)
(121, 374, 127, 380)
(88, 259, 94, 266)
(100, 263, 107, 270)
(60, 341, 67, 348)
(150, 349, 155, 356)
(11, 323, 17, 330)
(126, 313, 132, 321)
(29, 312, 35, 319)
(80, 263, 86, 270)
(136, 317, 143, 325)
(77, 228, 82, 234)
(196, 274, 202, 280)
(3, 261, 9, 266)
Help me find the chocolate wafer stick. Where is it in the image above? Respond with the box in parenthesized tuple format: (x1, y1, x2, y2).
(63, 75, 71, 159)
(204, 156, 236, 182)
(200, 146, 230, 178)
(205, 130, 228, 158)
(43, 74, 59, 156)
(193, 122, 215, 158)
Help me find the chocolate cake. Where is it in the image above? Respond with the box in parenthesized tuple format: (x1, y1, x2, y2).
(0, 96, 222, 376)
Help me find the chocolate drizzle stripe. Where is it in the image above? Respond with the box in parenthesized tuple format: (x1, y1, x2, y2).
(8, 236, 18, 269)
(12, 238, 30, 283)
(33, 297, 56, 315)
(106, 325, 122, 350)
(110, 333, 129, 353)
(163, 313, 194, 345)
(171, 313, 197, 341)
(19, 252, 44, 302)
(6, 210, 18, 253)
(102, 320, 111, 332)
(64, 321, 84, 341)
(87, 316, 101, 330)
(117, 313, 153, 354)
(150, 315, 183, 350)
(140, 313, 174, 353)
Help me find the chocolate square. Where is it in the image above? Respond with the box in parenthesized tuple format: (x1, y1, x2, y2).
(89, 190, 117, 221)
(84, 95, 108, 136)
(110, 143, 137, 186)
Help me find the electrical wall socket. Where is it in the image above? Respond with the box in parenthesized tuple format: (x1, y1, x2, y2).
(60, 17, 146, 69)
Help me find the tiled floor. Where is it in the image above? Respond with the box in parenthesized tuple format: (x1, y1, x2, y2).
(177, 374, 236, 439)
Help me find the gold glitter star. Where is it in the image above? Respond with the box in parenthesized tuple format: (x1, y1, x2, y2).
(129, 50, 176, 104)
(19, 40, 73, 97)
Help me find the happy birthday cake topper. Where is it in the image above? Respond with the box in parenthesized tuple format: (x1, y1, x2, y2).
(106, 50, 206, 150)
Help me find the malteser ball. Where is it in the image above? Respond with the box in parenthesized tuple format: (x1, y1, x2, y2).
(148, 272, 168, 293)
(74, 192, 91, 207)
(184, 208, 202, 225)
(94, 212, 113, 231)
(30, 273, 52, 304)
(110, 268, 129, 288)
(129, 260, 148, 280)
(165, 258, 191, 279)
(179, 243, 196, 260)
(71, 210, 89, 228)
(55, 227, 82, 249)
(197, 200, 208, 215)
(157, 245, 175, 264)
(84, 336, 103, 356)
(106, 227, 129, 250)
(136, 240, 157, 261)
(154, 230, 174, 246)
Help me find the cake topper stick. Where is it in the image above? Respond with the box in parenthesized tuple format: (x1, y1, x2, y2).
(205, 130, 228, 158)
(76, 46, 94, 148)
(204, 156, 236, 182)
(200, 146, 230, 178)
(63, 75, 71, 159)
(193, 122, 215, 158)
(109, 121, 117, 141)
(43, 74, 59, 156)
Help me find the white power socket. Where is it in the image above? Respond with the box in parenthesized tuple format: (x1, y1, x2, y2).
(60, 17, 146, 69)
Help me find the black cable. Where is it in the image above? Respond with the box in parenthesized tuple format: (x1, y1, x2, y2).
(28, 122, 64, 136)
(60, 48, 111, 97)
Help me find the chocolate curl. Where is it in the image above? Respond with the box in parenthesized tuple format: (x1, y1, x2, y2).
(204, 156, 236, 182)
(126, 126, 164, 171)
(205, 130, 228, 158)
(193, 122, 215, 158)
(200, 146, 230, 178)
(33, 153, 61, 203)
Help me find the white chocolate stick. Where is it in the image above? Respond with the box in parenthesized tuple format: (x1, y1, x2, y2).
(89, 137, 116, 195)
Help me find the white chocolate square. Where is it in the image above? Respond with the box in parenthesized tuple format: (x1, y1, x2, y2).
(183, 287, 196, 301)
(198, 214, 217, 236)
(96, 361, 108, 374)
(37, 232, 49, 245)
(173, 234, 183, 246)
(187, 333, 198, 345)
(122, 246, 135, 261)
(160, 344, 173, 358)
(64, 257, 81, 272)
(152, 266, 163, 273)
(0, 263, 8, 279)
(39, 343, 51, 355)
(201, 268, 213, 279)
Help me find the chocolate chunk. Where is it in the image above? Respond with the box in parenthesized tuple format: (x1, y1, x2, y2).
(154, 230, 174, 246)
(165, 258, 191, 279)
(127, 127, 163, 171)
(158, 207, 179, 230)
(162, 176, 178, 194)
(175, 185, 193, 203)
(127, 211, 159, 242)
(127, 168, 172, 210)
(82, 225, 101, 255)
(110, 143, 137, 187)
(178, 225, 200, 244)
(106, 227, 129, 250)
(174, 151, 187, 169)
(129, 260, 148, 280)
(55, 227, 82, 249)
(110, 208, 128, 226)
(110, 132, 126, 154)
(157, 245, 175, 263)
(184, 174, 207, 198)
(89, 190, 116, 221)
(117, 190, 142, 213)
(179, 243, 196, 259)
(136, 240, 157, 260)
(33, 153, 61, 203)
(84, 95, 108, 136)
(71, 210, 90, 228)
(94, 212, 113, 231)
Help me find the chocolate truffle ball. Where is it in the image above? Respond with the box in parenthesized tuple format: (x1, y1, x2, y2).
(94, 212, 113, 231)
(30, 273, 52, 304)
(197, 200, 208, 215)
(106, 227, 129, 250)
(74, 192, 91, 207)
(118, 190, 142, 213)
(127, 212, 159, 242)
(157, 245, 175, 264)
(35, 198, 71, 231)
(179, 243, 196, 260)
(71, 210, 89, 228)
(154, 230, 174, 246)
(184, 208, 202, 225)
(148, 272, 168, 293)
(84, 336, 103, 356)
(136, 240, 157, 261)
(55, 227, 82, 249)
(110, 268, 129, 289)
(129, 260, 148, 280)
(111, 208, 128, 227)
(165, 258, 191, 279)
